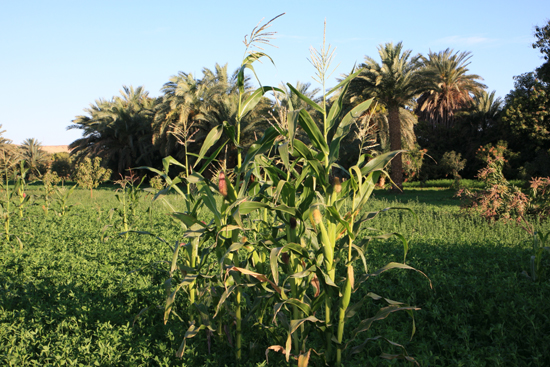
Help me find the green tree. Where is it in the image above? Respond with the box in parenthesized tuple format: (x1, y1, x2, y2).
(75, 157, 112, 198)
(352, 42, 424, 189)
(50, 152, 73, 179)
(533, 19, 550, 83)
(502, 80, 549, 146)
(153, 71, 213, 159)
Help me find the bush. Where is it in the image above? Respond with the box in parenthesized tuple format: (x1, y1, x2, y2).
(50, 152, 73, 179)
(458, 145, 550, 222)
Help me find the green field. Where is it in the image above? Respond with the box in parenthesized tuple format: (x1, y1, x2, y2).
(1, 185, 549, 366)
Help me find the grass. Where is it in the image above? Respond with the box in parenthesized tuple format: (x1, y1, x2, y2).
(1, 184, 549, 366)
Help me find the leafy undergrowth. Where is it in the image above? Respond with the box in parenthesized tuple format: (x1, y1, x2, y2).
(1, 188, 549, 366)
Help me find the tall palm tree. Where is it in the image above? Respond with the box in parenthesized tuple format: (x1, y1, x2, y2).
(68, 86, 157, 176)
(415, 49, 486, 129)
(351, 42, 423, 189)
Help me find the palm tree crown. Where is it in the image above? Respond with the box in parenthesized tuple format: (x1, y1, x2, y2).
(68, 86, 156, 176)
(415, 49, 486, 129)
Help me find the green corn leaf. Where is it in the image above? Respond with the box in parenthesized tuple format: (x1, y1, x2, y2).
(270, 247, 283, 285)
(172, 212, 207, 229)
(240, 86, 284, 119)
(290, 316, 321, 335)
(278, 142, 290, 172)
(361, 150, 404, 176)
(239, 201, 270, 215)
(329, 98, 374, 162)
(273, 299, 312, 324)
(326, 67, 362, 97)
(228, 266, 281, 294)
(195, 125, 224, 167)
(297, 109, 329, 155)
(214, 284, 238, 318)
(287, 110, 299, 148)
(242, 127, 279, 168)
(175, 322, 207, 358)
(197, 182, 222, 228)
(197, 140, 228, 174)
(162, 156, 186, 175)
(274, 204, 295, 216)
(292, 139, 314, 160)
(287, 83, 324, 114)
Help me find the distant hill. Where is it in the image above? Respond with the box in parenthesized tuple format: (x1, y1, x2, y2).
(10, 144, 71, 154)
(42, 145, 70, 154)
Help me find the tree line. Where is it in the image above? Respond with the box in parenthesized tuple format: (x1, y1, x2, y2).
(1, 20, 549, 189)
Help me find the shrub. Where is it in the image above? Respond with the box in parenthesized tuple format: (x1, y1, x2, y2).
(50, 152, 73, 179)
(458, 146, 550, 222)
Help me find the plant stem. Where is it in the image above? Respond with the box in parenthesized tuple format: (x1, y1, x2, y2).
(236, 285, 242, 360)
(336, 196, 355, 366)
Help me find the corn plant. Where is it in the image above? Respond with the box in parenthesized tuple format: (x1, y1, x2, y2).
(0, 167, 24, 250)
(40, 170, 61, 216)
(14, 160, 32, 218)
(54, 184, 77, 217)
(114, 172, 145, 238)
(521, 230, 550, 282)
(261, 24, 431, 366)
(134, 16, 431, 367)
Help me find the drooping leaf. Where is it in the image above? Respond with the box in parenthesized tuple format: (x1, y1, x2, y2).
(240, 86, 284, 119)
(287, 83, 324, 114)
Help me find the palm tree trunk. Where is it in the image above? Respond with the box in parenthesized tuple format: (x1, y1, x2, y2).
(388, 104, 403, 191)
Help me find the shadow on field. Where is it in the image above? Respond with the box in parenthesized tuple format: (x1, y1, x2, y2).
(372, 188, 462, 207)
(364, 238, 550, 366)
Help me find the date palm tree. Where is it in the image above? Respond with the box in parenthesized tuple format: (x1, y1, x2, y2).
(352, 42, 423, 189)
(153, 63, 249, 161)
(68, 86, 156, 176)
(20, 138, 48, 177)
(415, 49, 486, 129)
(153, 72, 212, 158)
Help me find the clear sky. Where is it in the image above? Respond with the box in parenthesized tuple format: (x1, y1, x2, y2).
(1, 0, 548, 145)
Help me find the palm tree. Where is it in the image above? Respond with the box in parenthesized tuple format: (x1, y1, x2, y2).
(153, 63, 248, 161)
(0, 125, 19, 176)
(153, 72, 212, 158)
(415, 49, 486, 129)
(469, 90, 503, 131)
(351, 42, 423, 189)
(20, 138, 48, 176)
(68, 86, 157, 176)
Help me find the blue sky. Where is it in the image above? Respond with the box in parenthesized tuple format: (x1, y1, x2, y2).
(1, 1, 548, 145)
